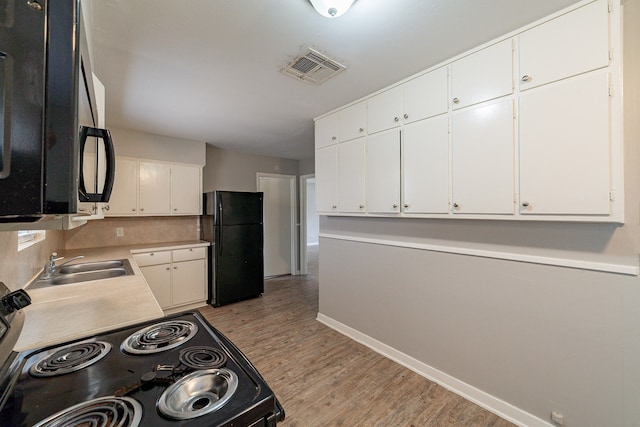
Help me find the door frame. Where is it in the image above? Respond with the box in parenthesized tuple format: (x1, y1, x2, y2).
(257, 172, 298, 276)
(299, 174, 315, 275)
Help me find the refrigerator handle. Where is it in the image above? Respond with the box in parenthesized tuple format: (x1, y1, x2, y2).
(216, 226, 222, 256)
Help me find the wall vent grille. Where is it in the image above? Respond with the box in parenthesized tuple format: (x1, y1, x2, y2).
(281, 48, 346, 85)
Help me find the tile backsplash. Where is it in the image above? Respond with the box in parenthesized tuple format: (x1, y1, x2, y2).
(64, 216, 200, 250)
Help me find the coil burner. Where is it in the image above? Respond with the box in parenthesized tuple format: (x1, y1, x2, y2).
(121, 320, 198, 355)
(32, 396, 142, 427)
(179, 346, 228, 370)
(29, 340, 112, 377)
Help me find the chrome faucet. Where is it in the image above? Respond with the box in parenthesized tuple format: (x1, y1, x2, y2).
(42, 252, 85, 279)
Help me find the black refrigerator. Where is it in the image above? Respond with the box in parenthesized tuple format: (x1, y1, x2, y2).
(201, 191, 264, 307)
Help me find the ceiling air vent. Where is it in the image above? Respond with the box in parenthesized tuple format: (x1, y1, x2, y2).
(282, 48, 346, 85)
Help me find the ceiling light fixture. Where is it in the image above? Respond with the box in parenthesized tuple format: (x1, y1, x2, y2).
(308, 0, 357, 18)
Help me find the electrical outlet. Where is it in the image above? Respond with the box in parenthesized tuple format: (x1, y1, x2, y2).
(551, 411, 564, 426)
(116, 227, 124, 237)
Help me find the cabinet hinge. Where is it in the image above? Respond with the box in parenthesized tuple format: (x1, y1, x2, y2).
(609, 85, 614, 97)
(609, 190, 616, 202)
(608, 0, 612, 13)
(609, 48, 613, 61)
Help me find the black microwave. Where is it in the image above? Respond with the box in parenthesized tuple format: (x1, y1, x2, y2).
(0, 0, 114, 224)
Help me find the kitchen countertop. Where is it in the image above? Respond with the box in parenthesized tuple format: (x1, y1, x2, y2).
(15, 240, 209, 352)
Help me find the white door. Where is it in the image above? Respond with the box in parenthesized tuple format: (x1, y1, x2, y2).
(258, 174, 296, 277)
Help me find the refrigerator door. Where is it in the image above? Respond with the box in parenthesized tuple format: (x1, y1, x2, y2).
(214, 191, 263, 226)
(211, 223, 264, 307)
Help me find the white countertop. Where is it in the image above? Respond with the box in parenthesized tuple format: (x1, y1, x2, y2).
(14, 240, 209, 352)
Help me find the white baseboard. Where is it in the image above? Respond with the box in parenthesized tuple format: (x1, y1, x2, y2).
(316, 313, 554, 427)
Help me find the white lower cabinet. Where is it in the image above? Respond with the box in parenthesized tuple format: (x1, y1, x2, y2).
(338, 138, 366, 213)
(519, 71, 611, 215)
(133, 246, 207, 311)
(451, 98, 515, 215)
(402, 115, 449, 214)
(366, 130, 400, 214)
(315, 145, 338, 213)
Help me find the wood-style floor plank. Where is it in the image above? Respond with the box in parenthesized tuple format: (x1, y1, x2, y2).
(198, 248, 515, 427)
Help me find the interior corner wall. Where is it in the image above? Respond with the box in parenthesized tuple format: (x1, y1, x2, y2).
(317, 1, 640, 426)
(110, 128, 206, 166)
(203, 145, 299, 193)
(0, 231, 64, 291)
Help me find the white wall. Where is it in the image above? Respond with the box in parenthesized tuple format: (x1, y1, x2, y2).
(317, 1, 640, 426)
(110, 127, 206, 165)
(203, 145, 299, 192)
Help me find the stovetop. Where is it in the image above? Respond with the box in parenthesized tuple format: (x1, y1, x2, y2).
(0, 311, 283, 426)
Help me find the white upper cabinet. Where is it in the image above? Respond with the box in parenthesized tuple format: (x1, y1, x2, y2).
(315, 111, 339, 149)
(367, 86, 403, 135)
(518, 0, 609, 91)
(338, 138, 366, 213)
(315, 145, 338, 213)
(339, 101, 367, 142)
(403, 67, 448, 124)
(366, 130, 400, 214)
(367, 67, 449, 135)
(171, 164, 202, 215)
(451, 39, 513, 110)
(402, 115, 449, 214)
(519, 71, 610, 215)
(139, 162, 171, 215)
(107, 158, 139, 215)
(451, 99, 514, 214)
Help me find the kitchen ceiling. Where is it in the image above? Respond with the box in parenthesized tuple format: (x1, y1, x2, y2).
(87, 0, 580, 160)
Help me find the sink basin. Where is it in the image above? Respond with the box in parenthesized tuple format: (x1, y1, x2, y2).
(31, 259, 134, 288)
(48, 268, 129, 285)
(59, 260, 124, 274)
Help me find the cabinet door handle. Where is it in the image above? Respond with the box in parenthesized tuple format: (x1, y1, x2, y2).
(403, 114, 408, 119)
(404, 204, 409, 209)
(173, 208, 178, 211)
(166, 267, 170, 270)
(521, 201, 530, 207)
(453, 203, 459, 208)
(394, 117, 399, 122)
(140, 208, 144, 212)
(393, 204, 398, 209)
(359, 204, 365, 209)
(452, 98, 460, 104)
(174, 266, 177, 270)
(331, 136, 337, 141)
(359, 128, 364, 133)
(521, 75, 531, 82)
(131, 208, 136, 212)
(332, 205, 337, 209)
(104, 205, 110, 211)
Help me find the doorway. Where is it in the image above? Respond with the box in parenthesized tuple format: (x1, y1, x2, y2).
(257, 173, 297, 277)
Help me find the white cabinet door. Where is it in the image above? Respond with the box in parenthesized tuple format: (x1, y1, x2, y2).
(403, 67, 448, 124)
(171, 259, 207, 307)
(315, 112, 339, 149)
(403, 115, 450, 214)
(139, 161, 171, 215)
(338, 138, 366, 213)
(140, 264, 172, 308)
(367, 86, 403, 135)
(106, 157, 138, 216)
(339, 101, 367, 142)
(451, 39, 513, 110)
(519, 71, 610, 215)
(366, 130, 400, 213)
(519, 0, 608, 91)
(451, 99, 514, 214)
(315, 145, 338, 213)
(171, 164, 201, 215)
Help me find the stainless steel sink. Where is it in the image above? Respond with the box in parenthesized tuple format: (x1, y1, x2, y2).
(59, 260, 125, 274)
(47, 268, 129, 285)
(31, 259, 134, 288)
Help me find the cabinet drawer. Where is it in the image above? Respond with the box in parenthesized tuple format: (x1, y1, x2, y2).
(133, 251, 171, 266)
(173, 247, 207, 262)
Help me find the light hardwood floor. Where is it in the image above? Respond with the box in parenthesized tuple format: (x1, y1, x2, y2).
(198, 247, 515, 427)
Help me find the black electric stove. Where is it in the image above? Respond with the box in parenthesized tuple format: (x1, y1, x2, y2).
(0, 283, 284, 427)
